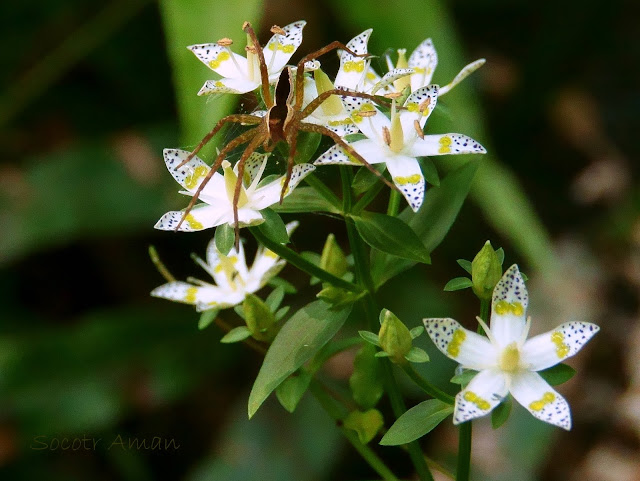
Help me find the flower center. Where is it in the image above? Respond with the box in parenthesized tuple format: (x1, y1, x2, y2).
(222, 160, 249, 208)
(388, 100, 404, 153)
(215, 254, 243, 289)
(393, 49, 411, 92)
(499, 342, 521, 373)
(314, 69, 344, 117)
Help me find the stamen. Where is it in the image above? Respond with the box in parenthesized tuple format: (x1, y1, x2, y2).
(382, 126, 391, 146)
(247, 154, 269, 193)
(358, 109, 376, 118)
(475, 316, 498, 344)
(384, 53, 394, 72)
(190, 253, 216, 278)
(520, 316, 532, 345)
(245, 45, 257, 54)
(419, 97, 431, 113)
(270, 25, 286, 36)
(242, 21, 251, 30)
(414, 119, 424, 139)
(384, 92, 403, 99)
(217, 37, 233, 47)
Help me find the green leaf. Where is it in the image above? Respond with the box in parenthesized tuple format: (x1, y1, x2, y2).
(220, 326, 252, 344)
(409, 326, 424, 339)
(316, 286, 366, 310)
(344, 409, 384, 444)
(443, 277, 473, 291)
(265, 286, 285, 312)
(233, 304, 245, 319)
(374, 351, 390, 358)
(275, 370, 312, 413)
(352, 163, 386, 195)
(214, 224, 235, 256)
(358, 331, 380, 347)
(248, 301, 352, 418)
(353, 212, 431, 264)
(450, 369, 477, 386)
(491, 397, 512, 429)
(257, 208, 289, 245)
(457, 259, 473, 274)
(267, 277, 297, 294)
(349, 345, 384, 410)
(495, 247, 505, 266)
(272, 187, 339, 214)
(538, 363, 576, 386)
(404, 347, 429, 363)
(420, 157, 440, 187)
(198, 310, 218, 330)
(294, 131, 322, 164)
(275, 305, 290, 321)
(380, 399, 453, 445)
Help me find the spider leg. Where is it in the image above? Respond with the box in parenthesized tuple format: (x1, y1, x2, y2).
(176, 114, 261, 169)
(293, 41, 368, 112)
(242, 22, 274, 108)
(300, 89, 391, 120)
(174, 127, 259, 231)
(299, 122, 400, 194)
(232, 132, 265, 249)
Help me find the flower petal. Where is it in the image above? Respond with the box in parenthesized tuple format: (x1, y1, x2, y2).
(439, 58, 485, 96)
(334, 29, 372, 90)
(250, 163, 316, 210)
(197, 77, 259, 95)
(454, 369, 508, 425)
(262, 20, 306, 75)
(162, 149, 225, 198)
(489, 264, 529, 346)
(408, 38, 438, 91)
(401, 85, 438, 133)
(151, 281, 222, 306)
(423, 318, 497, 370)
(386, 155, 425, 212)
(206, 239, 250, 288)
(314, 144, 363, 166)
(370, 68, 414, 94)
(187, 44, 248, 78)
(509, 371, 571, 430)
(342, 96, 391, 143)
(521, 322, 600, 371)
(409, 133, 487, 157)
(154, 204, 226, 232)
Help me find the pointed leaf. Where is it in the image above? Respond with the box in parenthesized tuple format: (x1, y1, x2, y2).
(220, 326, 252, 343)
(450, 369, 477, 386)
(265, 286, 285, 312)
(275, 370, 312, 413)
(410, 326, 424, 339)
(214, 224, 235, 256)
(272, 187, 339, 214)
(267, 277, 297, 294)
(353, 213, 431, 264)
(538, 363, 576, 386)
(443, 277, 473, 291)
(257, 208, 289, 244)
(248, 301, 351, 418)
(380, 399, 453, 445)
(404, 347, 429, 363)
(350, 345, 384, 410)
(457, 258, 473, 274)
(495, 247, 505, 266)
(344, 409, 384, 444)
(198, 310, 218, 330)
(358, 331, 380, 347)
(491, 396, 512, 429)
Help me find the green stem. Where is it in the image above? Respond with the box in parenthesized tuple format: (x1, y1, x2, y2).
(249, 227, 361, 293)
(352, 181, 385, 214)
(304, 173, 343, 211)
(339, 167, 433, 481)
(456, 422, 472, 481)
(310, 381, 400, 481)
(402, 365, 455, 405)
(386, 190, 401, 217)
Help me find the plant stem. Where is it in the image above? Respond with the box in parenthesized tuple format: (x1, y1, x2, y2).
(352, 181, 385, 214)
(402, 365, 455, 405)
(310, 381, 400, 481)
(304, 173, 343, 211)
(339, 167, 433, 481)
(387, 190, 401, 217)
(249, 227, 361, 293)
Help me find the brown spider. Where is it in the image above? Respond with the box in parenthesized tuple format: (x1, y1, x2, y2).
(174, 21, 397, 241)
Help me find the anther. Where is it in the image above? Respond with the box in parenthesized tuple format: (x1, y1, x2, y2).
(385, 92, 403, 99)
(242, 21, 251, 30)
(413, 120, 424, 139)
(419, 97, 431, 112)
(245, 45, 257, 54)
(358, 109, 376, 118)
(382, 126, 391, 146)
(270, 25, 286, 36)
(217, 37, 233, 46)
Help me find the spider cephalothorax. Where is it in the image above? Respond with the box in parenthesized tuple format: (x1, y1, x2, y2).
(173, 21, 398, 243)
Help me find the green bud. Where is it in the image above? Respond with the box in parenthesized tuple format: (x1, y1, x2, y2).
(471, 240, 502, 300)
(243, 294, 277, 342)
(320, 234, 348, 279)
(343, 409, 384, 444)
(378, 309, 413, 364)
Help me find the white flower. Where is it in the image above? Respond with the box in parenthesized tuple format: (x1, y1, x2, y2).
(361, 37, 485, 96)
(154, 149, 314, 231)
(151, 223, 296, 311)
(424, 265, 599, 430)
(314, 85, 485, 211)
(188, 20, 306, 95)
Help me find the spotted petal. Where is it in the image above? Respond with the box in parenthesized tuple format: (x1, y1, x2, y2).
(198, 77, 260, 96)
(439, 59, 486, 96)
(151, 281, 224, 308)
(341, 96, 390, 142)
(408, 38, 438, 91)
(263, 20, 306, 75)
(162, 149, 225, 199)
(370, 68, 414, 94)
(489, 264, 529, 347)
(454, 369, 508, 425)
(509, 371, 571, 430)
(250, 163, 316, 210)
(205, 239, 250, 289)
(154, 204, 227, 232)
(187, 44, 249, 78)
(409, 133, 487, 157)
(423, 318, 496, 370)
(521, 322, 600, 371)
(334, 29, 372, 90)
(386, 155, 425, 212)
(400, 85, 439, 138)
(314, 144, 361, 166)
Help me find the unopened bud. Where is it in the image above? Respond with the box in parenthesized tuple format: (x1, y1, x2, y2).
(378, 309, 412, 364)
(243, 294, 277, 342)
(320, 234, 348, 279)
(471, 241, 502, 300)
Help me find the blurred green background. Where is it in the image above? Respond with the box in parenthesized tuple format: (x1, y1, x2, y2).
(1, 0, 638, 480)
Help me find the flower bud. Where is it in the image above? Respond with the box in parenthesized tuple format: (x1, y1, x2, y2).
(471, 240, 502, 300)
(320, 234, 348, 279)
(243, 294, 277, 342)
(378, 309, 412, 364)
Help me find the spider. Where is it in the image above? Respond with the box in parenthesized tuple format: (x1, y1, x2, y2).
(174, 21, 398, 242)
